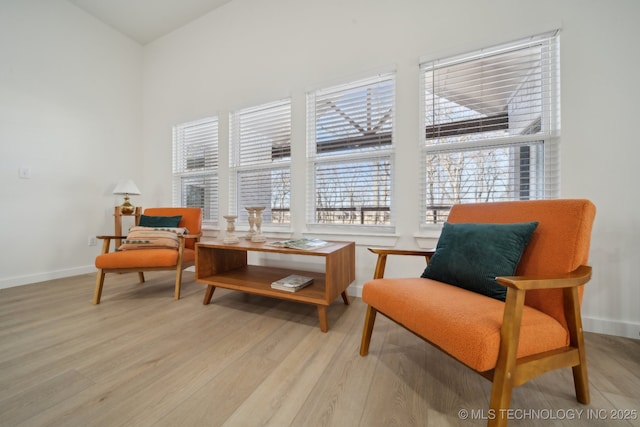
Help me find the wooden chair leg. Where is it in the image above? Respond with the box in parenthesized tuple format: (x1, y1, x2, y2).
(488, 376, 514, 427)
(138, 272, 145, 283)
(174, 268, 183, 300)
(93, 270, 105, 304)
(564, 286, 590, 404)
(360, 305, 377, 356)
(572, 363, 590, 404)
(488, 288, 526, 427)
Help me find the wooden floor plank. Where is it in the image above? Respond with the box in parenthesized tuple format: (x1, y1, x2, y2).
(0, 369, 95, 426)
(223, 298, 362, 427)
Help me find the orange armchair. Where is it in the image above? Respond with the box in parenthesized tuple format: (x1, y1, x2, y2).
(359, 199, 596, 427)
(93, 207, 202, 304)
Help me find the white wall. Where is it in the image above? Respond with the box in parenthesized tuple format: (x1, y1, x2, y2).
(142, 0, 640, 339)
(0, 0, 143, 287)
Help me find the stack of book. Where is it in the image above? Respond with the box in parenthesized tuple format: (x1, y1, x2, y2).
(270, 274, 314, 292)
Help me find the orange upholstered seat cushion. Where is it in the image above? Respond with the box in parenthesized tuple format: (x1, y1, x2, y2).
(362, 277, 568, 372)
(96, 248, 195, 269)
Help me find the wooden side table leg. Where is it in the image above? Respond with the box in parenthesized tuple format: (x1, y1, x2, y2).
(203, 285, 216, 305)
(317, 305, 329, 333)
(114, 206, 123, 248)
(341, 291, 350, 305)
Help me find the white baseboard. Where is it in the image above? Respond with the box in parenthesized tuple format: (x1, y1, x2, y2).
(0, 265, 96, 290)
(583, 316, 640, 340)
(347, 282, 363, 298)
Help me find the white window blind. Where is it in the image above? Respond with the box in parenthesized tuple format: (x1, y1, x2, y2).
(229, 99, 291, 225)
(420, 31, 560, 224)
(307, 73, 395, 226)
(172, 116, 219, 225)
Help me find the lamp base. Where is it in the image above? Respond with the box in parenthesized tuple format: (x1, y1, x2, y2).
(120, 196, 135, 215)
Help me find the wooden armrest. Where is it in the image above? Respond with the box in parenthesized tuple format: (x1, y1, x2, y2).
(181, 233, 202, 239)
(496, 265, 592, 291)
(96, 235, 123, 254)
(368, 248, 435, 257)
(368, 247, 436, 279)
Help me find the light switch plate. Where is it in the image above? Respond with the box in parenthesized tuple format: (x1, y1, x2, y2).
(19, 167, 31, 179)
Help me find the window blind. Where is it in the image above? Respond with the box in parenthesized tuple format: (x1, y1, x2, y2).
(420, 32, 560, 224)
(307, 73, 395, 226)
(229, 98, 291, 224)
(172, 117, 219, 224)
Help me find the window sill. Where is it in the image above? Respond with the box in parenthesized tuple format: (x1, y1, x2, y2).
(304, 223, 398, 247)
(414, 224, 443, 249)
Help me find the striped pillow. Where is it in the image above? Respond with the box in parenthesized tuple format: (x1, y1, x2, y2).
(117, 226, 188, 251)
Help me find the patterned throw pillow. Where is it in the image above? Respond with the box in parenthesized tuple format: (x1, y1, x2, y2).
(117, 226, 189, 251)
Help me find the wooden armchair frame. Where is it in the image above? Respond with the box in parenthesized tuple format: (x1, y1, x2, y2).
(93, 233, 202, 304)
(359, 199, 595, 427)
(360, 248, 591, 427)
(93, 207, 202, 304)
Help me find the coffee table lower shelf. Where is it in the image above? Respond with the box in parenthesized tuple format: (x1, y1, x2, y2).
(199, 266, 349, 332)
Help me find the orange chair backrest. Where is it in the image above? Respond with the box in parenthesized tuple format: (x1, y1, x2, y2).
(446, 199, 596, 329)
(143, 207, 203, 250)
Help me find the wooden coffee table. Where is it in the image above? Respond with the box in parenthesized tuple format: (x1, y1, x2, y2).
(195, 239, 355, 332)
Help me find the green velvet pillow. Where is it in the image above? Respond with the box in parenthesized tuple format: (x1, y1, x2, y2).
(138, 215, 182, 228)
(421, 221, 538, 301)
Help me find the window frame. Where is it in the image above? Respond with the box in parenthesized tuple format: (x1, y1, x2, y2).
(419, 31, 560, 227)
(306, 72, 396, 233)
(229, 98, 292, 228)
(172, 116, 219, 226)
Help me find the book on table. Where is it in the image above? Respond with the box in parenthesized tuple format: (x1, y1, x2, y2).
(270, 274, 314, 292)
(267, 238, 330, 251)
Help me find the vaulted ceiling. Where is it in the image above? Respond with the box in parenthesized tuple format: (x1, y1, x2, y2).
(67, 0, 231, 44)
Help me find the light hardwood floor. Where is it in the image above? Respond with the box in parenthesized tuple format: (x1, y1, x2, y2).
(0, 272, 638, 427)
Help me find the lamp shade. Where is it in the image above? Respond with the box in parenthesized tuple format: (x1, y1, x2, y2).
(112, 179, 141, 195)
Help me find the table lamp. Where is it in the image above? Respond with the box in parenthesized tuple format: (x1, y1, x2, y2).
(113, 179, 141, 215)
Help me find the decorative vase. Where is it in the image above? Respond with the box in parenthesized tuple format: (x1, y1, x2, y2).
(251, 207, 266, 242)
(223, 215, 239, 244)
(245, 207, 256, 240)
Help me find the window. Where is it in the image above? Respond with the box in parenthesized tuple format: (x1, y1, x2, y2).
(172, 117, 219, 224)
(307, 73, 395, 227)
(229, 99, 291, 225)
(420, 32, 560, 224)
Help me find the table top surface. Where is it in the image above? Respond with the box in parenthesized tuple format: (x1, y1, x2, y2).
(196, 238, 354, 255)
